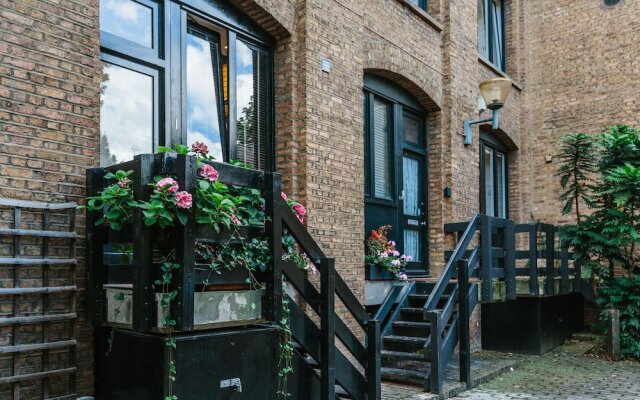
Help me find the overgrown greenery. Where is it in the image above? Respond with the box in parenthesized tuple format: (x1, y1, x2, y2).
(556, 125, 640, 359)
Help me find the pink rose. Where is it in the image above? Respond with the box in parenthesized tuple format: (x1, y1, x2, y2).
(293, 203, 306, 217)
(405, 255, 413, 262)
(399, 273, 408, 280)
(117, 178, 131, 188)
(388, 241, 396, 247)
(391, 259, 401, 266)
(392, 250, 400, 257)
(191, 141, 209, 155)
(230, 213, 241, 225)
(175, 191, 192, 209)
(281, 192, 287, 201)
(199, 163, 219, 181)
(157, 177, 178, 193)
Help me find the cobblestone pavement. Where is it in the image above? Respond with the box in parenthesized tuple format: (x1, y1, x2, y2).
(382, 340, 640, 400)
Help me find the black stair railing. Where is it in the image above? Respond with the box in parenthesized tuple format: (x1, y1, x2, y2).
(264, 172, 381, 400)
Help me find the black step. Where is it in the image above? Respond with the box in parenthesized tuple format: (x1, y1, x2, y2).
(381, 367, 428, 385)
(383, 335, 426, 352)
(380, 349, 425, 361)
(392, 320, 431, 336)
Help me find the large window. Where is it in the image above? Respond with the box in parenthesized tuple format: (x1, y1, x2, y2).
(478, 0, 505, 71)
(99, 0, 274, 169)
(480, 134, 508, 218)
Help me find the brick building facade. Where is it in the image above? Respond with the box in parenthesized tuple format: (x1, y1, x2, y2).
(0, 0, 638, 396)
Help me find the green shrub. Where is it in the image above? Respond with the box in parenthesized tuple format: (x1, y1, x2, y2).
(598, 275, 640, 359)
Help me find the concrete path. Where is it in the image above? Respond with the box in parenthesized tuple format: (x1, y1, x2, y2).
(382, 339, 640, 400)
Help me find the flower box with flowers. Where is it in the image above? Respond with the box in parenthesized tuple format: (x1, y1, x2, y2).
(365, 225, 411, 281)
(85, 142, 314, 331)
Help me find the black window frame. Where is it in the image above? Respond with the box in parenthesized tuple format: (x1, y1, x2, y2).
(478, 0, 506, 71)
(479, 131, 509, 219)
(99, 0, 276, 171)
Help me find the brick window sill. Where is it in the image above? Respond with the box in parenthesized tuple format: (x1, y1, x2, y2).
(478, 55, 523, 91)
(394, 0, 444, 32)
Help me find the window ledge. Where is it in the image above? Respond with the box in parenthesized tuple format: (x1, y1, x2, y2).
(394, 0, 444, 32)
(478, 55, 523, 91)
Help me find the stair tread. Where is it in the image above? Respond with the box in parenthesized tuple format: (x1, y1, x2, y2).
(381, 350, 425, 360)
(381, 367, 428, 380)
(383, 335, 427, 344)
(393, 320, 430, 328)
(400, 307, 425, 313)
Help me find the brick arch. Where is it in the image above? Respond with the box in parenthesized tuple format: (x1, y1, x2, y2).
(490, 126, 520, 151)
(363, 64, 442, 112)
(233, 0, 296, 39)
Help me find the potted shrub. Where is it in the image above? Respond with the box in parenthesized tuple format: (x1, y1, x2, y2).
(365, 225, 410, 281)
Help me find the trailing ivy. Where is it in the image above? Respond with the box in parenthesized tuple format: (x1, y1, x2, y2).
(277, 285, 293, 398)
(156, 258, 181, 400)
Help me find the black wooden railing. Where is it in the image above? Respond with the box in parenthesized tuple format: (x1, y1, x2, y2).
(265, 173, 381, 400)
(418, 214, 584, 394)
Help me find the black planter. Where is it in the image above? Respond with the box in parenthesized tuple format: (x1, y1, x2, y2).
(365, 264, 396, 281)
(95, 325, 278, 399)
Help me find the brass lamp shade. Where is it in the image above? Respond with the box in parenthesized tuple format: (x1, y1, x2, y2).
(479, 78, 512, 110)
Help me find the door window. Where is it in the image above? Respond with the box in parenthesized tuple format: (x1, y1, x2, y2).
(480, 137, 508, 218)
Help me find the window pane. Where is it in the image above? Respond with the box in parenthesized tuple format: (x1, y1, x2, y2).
(408, 0, 426, 10)
(491, 0, 503, 68)
(100, 0, 153, 48)
(373, 98, 392, 200)
(483, 146, 495, 216)
(477, 0, 488, 57)
(496, 152, 507, 218)
(403, 114, 420, 145)
(187, 29, 224, 161)
(100, 62, 153, 166)
(236, 41, 268, 170)
(404, 229, 420, 262)
(403, 157, 420, 216)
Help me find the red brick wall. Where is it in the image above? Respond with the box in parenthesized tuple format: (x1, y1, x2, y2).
(0, 0, 100, 396)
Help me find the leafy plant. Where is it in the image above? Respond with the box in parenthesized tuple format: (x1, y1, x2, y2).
(556, 132, 596, 222)
(365, 225, 409, 280)
(599, 275, 640, 359)
(84, 170, 137, 231)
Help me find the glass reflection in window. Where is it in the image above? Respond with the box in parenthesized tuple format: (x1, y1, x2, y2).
(100, 62, 153, 166)
(373, 98, 392, 200)
(100, 0, 153, 48)
(186, 27, 225, 161)
(236, 40, 267, 169)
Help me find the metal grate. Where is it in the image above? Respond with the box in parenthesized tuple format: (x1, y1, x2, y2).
(0, 199, 77, 399)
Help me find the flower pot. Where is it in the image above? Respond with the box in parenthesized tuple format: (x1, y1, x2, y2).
(365, 264, 396, 281)
(105, 286, 264, 330)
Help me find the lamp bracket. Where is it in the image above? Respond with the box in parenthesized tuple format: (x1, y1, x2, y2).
(463, 109, 500, 145)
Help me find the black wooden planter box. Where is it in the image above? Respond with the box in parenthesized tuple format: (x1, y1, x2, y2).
(481, 293, 584, 355)
(95, 325, 279, 399)
(365, 264, 396, 281)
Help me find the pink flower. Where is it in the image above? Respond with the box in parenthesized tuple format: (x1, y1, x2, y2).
(399, 273, 408, 280)
(230, 213, 241, 225)
(117, 178, 131, 188)
(191, 141, 209, 155)
(378, 252, 388, 259)
(281, 192, 287, 201)
(306, 263, 318, 275)
(296, 214, 304, 224)
(157, 177, 178, 193)
(388, 241, 396, 247)
(405, 255, 413, 262)
(175, 191, 192, 209)
(392, 250, 400, 257)
(199, 163, 219, 181)
(293, 203, 306, 217)
(391, 259, 401, 266)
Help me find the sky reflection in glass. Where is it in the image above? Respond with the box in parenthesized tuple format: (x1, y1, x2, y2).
(186, 32, 223, 161)
(100, 0, 153, 48)
(100, 62, 153, 166)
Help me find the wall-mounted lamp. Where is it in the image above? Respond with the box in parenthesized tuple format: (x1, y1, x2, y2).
(463, 78, 512, 145)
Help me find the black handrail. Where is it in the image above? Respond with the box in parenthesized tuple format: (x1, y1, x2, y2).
(265, 172, 380, 400)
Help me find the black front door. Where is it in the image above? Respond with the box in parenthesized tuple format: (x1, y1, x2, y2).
(364, 76, 428, 276)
